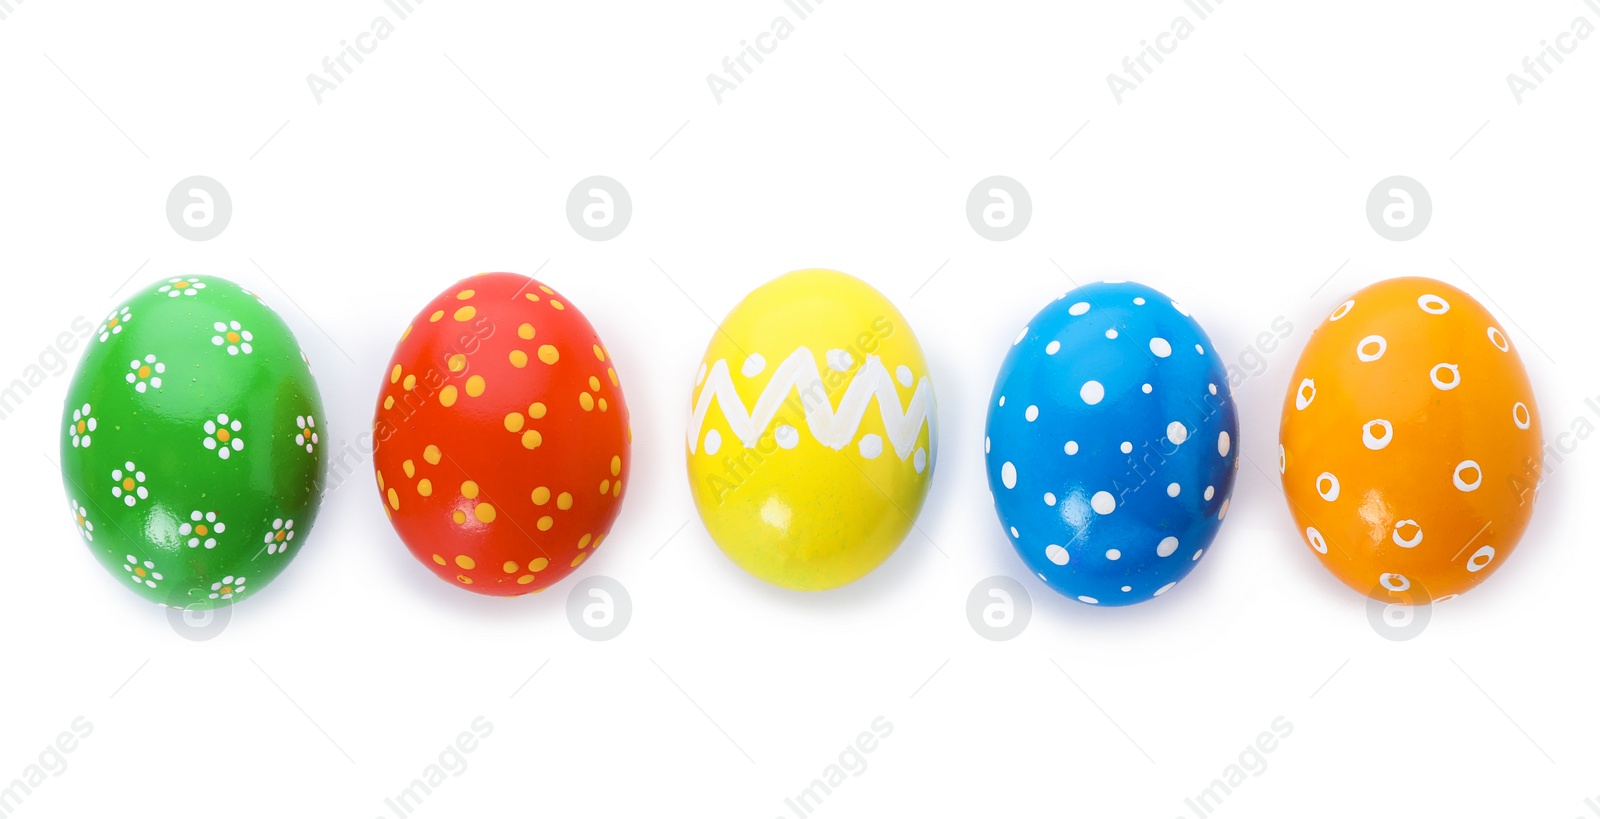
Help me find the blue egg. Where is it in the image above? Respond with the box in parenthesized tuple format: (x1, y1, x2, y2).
(984, 282, 1239, 606)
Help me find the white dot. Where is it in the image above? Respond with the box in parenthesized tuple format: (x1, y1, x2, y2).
(1001, 462, 1017, 489)
(998, 395, 1006, 406)
(1141, 383, 1152, 394)
(1467, 545, 1496, 573)
(1430, 363, 1460, 391)
(984, 436, 991, 453)
(1078, 596, 1100, 605)
(1044, 492, 1057, 506)
(741, 353, 766, 377)
(1209, 383, 1217, 395)
(1133, 297, 1146, 305)
(775, 425, 799, 449)
(1013, 326, 1029, 345)
(1167, 483, 1180, 497)
(1392, 520, 1423, 549)
(1171, 301, 1189, 316)
(1025, 405, 1039, 422)
(1218, 499, 1229, 519)
(1195, 344, 1204, 354)
(1064, 441, 1079, 455)
(826, 349, 854, 372)
(1046, 544, 1070, 565)
(896, 365, 913, 387)
(1069, 302, 1089, 316)
(1080, 381, 1104, 405)
(1218, 431, 1231, 457)
(1091, 491, 1115, 514)
(1167, 421, 1187, 444)
(1192, 549, 1204, 561)
(1295, 378, 1316, 410)
(858, 434, 883, 459)
(1362, 419, 1393, 450)
(1154, 582, 1176, 596)
(1149, 338, 1171, 357)
(1306, 526, 1328, 554)
(1105, 549, 1121, 561)
(1157, 537, 1179, 557)
(1204, 486, 1214, 501)
(704, 429, 722, 455)
(1106, 328, 1119, 339)
(914, 448, 927, 473)
(1010, 527, 1019, 538)
(1120, 441, 1132, 454)
(1045, 341, 1061, 355)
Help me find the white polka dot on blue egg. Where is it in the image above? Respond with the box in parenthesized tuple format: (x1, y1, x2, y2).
(984, 282, 1240, 606)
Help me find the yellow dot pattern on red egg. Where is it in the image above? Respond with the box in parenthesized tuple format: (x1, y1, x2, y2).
(372, 272, 631, 596)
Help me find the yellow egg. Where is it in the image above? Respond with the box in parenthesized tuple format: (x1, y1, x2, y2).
(686, 269, 937, 590)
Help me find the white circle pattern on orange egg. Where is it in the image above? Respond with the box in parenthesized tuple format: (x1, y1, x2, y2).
(1279, 278, 1542, 603)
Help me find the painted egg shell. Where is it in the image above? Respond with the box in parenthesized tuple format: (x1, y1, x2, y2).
(374, 273, 630, 595)
(1280, 277, 1541, 603)
(985, 282, 1239, 606)
(59, 276, 326, 609)
(686, 269, 936, 591)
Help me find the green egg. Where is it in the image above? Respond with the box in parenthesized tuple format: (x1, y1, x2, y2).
(59, 276, 326, 609)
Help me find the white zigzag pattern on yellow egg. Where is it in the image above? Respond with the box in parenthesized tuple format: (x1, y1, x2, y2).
(688, 348, 933, 460)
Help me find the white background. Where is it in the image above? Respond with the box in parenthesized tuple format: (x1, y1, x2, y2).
(2, 1, 1597, 816)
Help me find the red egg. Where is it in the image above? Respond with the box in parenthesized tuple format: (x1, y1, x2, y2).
(373, 273, 630, 595)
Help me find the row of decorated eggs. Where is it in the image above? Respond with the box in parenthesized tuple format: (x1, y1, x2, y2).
(58, 271, 1540, 610)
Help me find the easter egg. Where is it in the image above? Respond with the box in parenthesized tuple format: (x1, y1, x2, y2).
(59, 276, 326, 609)
(686, 269, 936, 591)
(1279, 277, 1541, 603)
(373, 273, 630, 595)
(984, 282, 1239, 606)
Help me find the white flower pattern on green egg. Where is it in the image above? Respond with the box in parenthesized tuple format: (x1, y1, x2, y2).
(110, 462, 148, 507)
(60, 275, 328, 610)
(208, 575, 246, 600)
(180, 510, 226, 549)
(68, 403, 96, 447)
(203, 414, 244, 459)
(158, 276, 206, 297)
(126, 354, 164, 393)
(211, 320, 254, 355)
(123, 555, 162, 588)
(295, 415, 318, 454)
(97, 306, 132, 342)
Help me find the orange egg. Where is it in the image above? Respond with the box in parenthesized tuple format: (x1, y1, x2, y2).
(1279, 277, 1542, 603)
